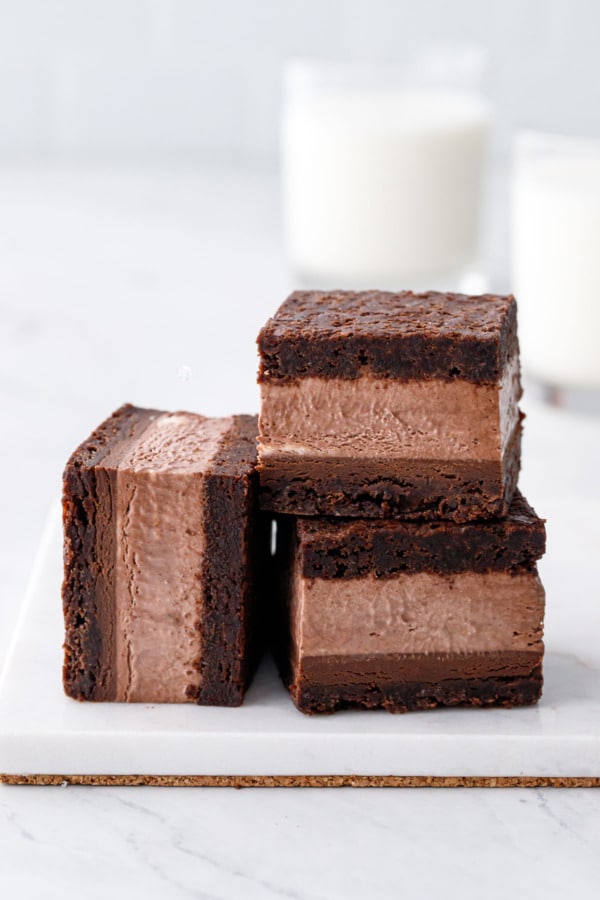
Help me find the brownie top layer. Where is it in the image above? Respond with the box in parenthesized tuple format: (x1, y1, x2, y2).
(292, 491, 545, 578)
(67, 404, 258, 477)
(258, 290, 518, 383)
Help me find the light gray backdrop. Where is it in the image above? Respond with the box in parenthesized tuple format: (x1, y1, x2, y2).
(0, 0, 598, 161)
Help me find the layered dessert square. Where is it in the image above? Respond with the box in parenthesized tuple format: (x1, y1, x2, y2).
(274, 492, 546, 714)
(258, 290, 522, 521)
(62, 404, 265, 706)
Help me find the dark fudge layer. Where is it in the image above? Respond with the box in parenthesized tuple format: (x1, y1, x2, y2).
(63, 404, 265, 706)
(299, 650, 542, 684)
(273, 495, 546, 715)
(257, 290, 522, 521)
(258, 290, 518, 384)
(258, 426, 522, 522)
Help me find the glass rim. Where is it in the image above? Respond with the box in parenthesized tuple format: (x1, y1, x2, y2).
(283, 47, 487, 96)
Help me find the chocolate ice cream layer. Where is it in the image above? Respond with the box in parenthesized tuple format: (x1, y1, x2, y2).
(260, 357, 520, 463)
(289, 569, 544, 687)
(102, 413, 232, 702)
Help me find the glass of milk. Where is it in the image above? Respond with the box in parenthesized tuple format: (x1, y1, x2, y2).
(511, 132, 600, 400)
(281, 51, 491, 291)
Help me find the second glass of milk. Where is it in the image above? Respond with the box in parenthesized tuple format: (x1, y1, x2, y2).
(511, 131, 600, 397)
(282, 53, 490, 291)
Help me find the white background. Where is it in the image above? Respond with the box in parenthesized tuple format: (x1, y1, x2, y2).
(1, 2, 600, 897)
(1, 0, 599, 160)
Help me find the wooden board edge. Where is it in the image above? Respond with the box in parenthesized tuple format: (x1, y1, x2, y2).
(2, 774, 600, 788)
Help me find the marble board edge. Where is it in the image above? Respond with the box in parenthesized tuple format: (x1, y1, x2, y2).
(2, 505, 600, 787)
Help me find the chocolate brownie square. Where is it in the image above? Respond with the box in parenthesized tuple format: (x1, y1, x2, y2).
(257, 290, 522, 521)
(273, 492, 545, 714)
(62, 404, 267, 706)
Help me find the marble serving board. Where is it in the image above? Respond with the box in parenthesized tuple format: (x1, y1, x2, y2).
(1, 503, 599, 787)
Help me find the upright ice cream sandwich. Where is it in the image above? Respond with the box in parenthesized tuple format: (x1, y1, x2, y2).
(257, 290, 522, 521)
(62, 404, 266, 706)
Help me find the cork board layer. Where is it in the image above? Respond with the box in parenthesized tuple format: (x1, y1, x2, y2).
(2, 774, 600, 788)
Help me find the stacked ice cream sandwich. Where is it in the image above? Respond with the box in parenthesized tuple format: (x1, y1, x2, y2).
(257, 290, 546, 713)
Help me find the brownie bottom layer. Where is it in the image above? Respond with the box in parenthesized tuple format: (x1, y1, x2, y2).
(259, 431, 521, 522)
(289, 666, 543, 714)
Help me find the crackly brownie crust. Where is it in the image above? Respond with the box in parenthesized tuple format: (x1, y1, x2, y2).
(62, 405, 266, 706)
(258, 290, 519, 384)
(62, 405, 159, 701)
(293, 490, 545, 579)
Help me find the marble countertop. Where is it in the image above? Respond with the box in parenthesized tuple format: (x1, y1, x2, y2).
(1, 163, 599, 898)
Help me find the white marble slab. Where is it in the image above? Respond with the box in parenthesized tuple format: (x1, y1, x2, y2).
(1, 502, 599, 780)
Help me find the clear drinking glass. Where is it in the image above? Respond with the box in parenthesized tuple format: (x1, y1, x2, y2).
(511, 132, 600, 408)
(281, 49, 491, 291)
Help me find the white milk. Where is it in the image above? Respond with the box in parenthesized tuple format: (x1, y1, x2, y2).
(512, 152, 600, 388)
(282, 89, 490, 287)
